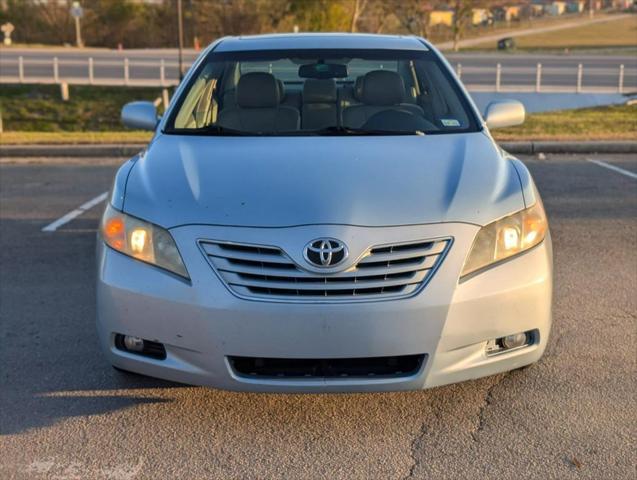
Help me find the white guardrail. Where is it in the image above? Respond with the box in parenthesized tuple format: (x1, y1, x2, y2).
(0, 55, 634, 94)
(455, 62, 632, 93)
(0, 56, 179, 87)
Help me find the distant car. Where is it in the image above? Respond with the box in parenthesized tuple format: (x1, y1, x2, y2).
(97, 34, 552, 392)
(498, 37, 516, 50)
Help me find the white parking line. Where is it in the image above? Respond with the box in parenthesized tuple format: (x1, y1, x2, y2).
(42, 192, 109, 232)
(587, 159, 637, 180)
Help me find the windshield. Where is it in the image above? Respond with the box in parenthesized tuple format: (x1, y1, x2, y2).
(166, 48, 479, 136)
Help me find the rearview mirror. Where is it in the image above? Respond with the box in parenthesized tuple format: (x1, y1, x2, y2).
(299, 62, 348, 79)
(121, 101, 158, 131)
(484, 100, 525, 129)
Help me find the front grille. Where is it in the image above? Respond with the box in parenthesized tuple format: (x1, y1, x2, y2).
(229, 354, 426, 379)
(199, 238, 450, 302)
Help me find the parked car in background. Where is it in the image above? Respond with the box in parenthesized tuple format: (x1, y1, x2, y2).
(97, 33, 552, 392)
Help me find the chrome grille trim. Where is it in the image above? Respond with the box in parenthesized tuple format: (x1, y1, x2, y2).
(198, 238, 451, 303)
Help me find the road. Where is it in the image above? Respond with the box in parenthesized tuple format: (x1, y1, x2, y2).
(0, 153, 635, 479)
(435, 13, 634, 50)
(1, 47, 635, 91)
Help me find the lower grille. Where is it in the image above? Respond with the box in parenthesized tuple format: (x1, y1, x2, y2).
(229, 354, 426, 379)
(199, 237, 450, 302)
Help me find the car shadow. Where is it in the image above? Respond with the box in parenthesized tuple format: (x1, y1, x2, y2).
(1, 393, 171, 436)
(1, 216, 191, 435)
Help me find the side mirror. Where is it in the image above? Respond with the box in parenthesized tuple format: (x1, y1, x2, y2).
(484, 99, 525, 129)
(121, 101, 158, 131)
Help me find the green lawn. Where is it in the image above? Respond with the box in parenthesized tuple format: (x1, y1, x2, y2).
(495, 104, 637, 141)
(0, 130, 152, 144)
(1, 84, 635, 144)
(0, 84, 165, 132)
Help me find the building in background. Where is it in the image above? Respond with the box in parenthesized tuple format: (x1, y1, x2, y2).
(492, 5, 523, 22)
(429, 9, 454, 27)
(609, 0, 634, 8)
(527, 2, 546, 16)
(471, 7, 493, 25)
(544, 1, 567, 15)
(566, 1, 586, 12)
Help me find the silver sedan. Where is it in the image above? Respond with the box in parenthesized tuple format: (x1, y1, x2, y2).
(97, 33, 552, 392)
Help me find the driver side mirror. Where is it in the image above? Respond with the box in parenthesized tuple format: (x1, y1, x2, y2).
(121, 101, 158, 131)
(484, 100, 525, 129)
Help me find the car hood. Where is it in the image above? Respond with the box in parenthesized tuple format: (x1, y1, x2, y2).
(123, 132, 524, 228)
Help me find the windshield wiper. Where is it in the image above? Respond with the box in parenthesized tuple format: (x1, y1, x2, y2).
(307, 126, 425, 136)
(167, 125, 251, 136)
(167, 125, 425, 137)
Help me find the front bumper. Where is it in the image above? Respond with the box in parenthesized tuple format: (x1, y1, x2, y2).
(96, 223, 552, 392)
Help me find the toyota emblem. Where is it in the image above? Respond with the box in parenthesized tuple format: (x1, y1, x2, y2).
(304, 238, 348, 268)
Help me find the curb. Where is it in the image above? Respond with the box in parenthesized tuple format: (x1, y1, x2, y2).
(0, 144, 146, 158)
(1, 141, 636, 158)
(499, 141, 637, 154)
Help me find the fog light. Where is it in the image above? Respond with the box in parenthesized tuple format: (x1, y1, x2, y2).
(123, 335, 144, 352)
(485, 330, 536, 356)
(501, 333, 528, 350)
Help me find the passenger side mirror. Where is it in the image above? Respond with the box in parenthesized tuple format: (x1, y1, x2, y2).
(484, 100, 525, 129)
(121, 101, 158, 131)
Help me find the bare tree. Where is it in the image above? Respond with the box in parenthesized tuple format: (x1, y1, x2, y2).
(451, 0, 469, 51)
(352, 0, 393, 33)
(83, 0, 141, 48)
(349, 0, 367, 33)
(451, 0, 498, 51)
(35, 0, 74, 45)
(390, 0, 431, 38)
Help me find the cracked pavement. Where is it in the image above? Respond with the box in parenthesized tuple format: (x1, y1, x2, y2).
(1, 154, 635, 479)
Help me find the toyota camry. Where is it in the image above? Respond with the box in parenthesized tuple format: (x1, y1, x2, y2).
(97, 34, 552, 392)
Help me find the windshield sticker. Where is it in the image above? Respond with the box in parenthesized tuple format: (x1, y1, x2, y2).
(441, 119, 461, 127)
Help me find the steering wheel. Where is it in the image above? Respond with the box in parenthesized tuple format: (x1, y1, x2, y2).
(361, 109, 438, 132)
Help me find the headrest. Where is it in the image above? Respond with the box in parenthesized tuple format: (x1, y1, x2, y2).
(303, 79, 337, 103)
(354, 76, 365, 101)
(237, 72, 280, 108)
(359, 70, 406, 106)
(277, 79, 286, 102)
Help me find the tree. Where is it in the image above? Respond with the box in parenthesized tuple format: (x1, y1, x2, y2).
(451, 0, 499, 51)
(452, 0, 474, 52)
(83, 0, 140, 48)
(349, 0, 367, 33)
(30, 0, 74, 45)
(191, 0, 292, 40)
(288, 0, 351, 32)
(388, 0, 431, 38)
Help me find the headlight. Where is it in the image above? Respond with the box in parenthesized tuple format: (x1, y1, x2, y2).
(461, 200, 547, 278)
(100, 204, 189, 279)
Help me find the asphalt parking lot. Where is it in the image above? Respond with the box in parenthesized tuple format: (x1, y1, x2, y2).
(1, 153, 635, 479)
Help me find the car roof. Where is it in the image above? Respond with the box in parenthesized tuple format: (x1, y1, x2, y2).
(214, 33, 430, 52)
